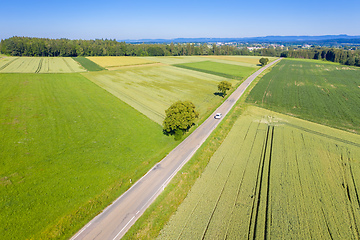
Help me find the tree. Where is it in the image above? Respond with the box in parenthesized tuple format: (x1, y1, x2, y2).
(259, 57, 269, 66)
(163, 101, 199, 140)
(217, 81, 232, 97)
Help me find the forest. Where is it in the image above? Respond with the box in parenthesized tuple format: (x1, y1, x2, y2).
(0, 37, 281, 57)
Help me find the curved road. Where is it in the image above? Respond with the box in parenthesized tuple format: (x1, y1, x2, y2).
(71, 58, 282, 240)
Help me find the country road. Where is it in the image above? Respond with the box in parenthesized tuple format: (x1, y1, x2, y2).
(70, 58, 282, 240)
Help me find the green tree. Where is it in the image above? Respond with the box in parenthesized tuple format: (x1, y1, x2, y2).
(217, 81, 232, 97)
(259, 57, 269, 66)
(163, 101, 199, 140)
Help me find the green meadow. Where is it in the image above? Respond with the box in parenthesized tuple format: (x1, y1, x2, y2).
(174, 61, 257, 80)
(158, 106, 360, 239)
(246, 59, 360, 133)
(0, 73, 176, 239)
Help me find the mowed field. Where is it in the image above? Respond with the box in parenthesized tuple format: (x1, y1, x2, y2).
(204, 55, 278, 66)
(158, 106, 360, 239)
(0, 57, 86, 73)
(0, 73, 176, 239)
(246, 59, 360, 133)
(82, 63, 239, 124)
(174, 61, 257, 80)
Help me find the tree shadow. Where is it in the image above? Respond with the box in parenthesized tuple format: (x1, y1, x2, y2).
(213, 92, 225, 98)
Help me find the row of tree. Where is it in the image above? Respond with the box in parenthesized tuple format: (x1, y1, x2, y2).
(1, 37, 359, 67)
(281, 48, 360, 67)
(0, 37, 281, 57)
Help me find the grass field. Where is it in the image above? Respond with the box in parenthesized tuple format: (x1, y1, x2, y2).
(86, 56, 156, 69)
(0, 73, 177, 240)
(246, 59, 360, 133)
(0, 57, 85, 73)
(203, 55, 278, 67)
(174, 61, 257, 80)
(82, 65, 238, 125)
(158, 106, 360, 239)
(72, 57, 105, 71)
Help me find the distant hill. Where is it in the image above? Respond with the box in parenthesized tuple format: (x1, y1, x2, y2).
(124, 35, 360, 45)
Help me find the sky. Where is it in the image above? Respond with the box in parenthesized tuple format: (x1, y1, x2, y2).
(2, 0, 360, 40)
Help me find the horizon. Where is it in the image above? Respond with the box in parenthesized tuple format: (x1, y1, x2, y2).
(2, 34, 360, 42)
(2, 0, 360, 40)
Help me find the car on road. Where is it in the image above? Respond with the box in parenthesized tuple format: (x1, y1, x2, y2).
(214, 113, 222, 119)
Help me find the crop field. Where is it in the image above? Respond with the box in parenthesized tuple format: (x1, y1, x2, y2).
(158, 106, 360, 239)
(140, 56, 210, 65)
(0, 73, 176, 239)
(82, 65, 237, 124)
(86, 56, 157, 70)
(174, 61, 257, 80)
(0, 57, 85, 73)
(246, 59, 360, 133)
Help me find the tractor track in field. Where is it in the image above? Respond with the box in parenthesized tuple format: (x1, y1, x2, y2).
(35, 58, 43, 73)
(201, 152, 238, 240)
(176, 156, 227, 240)
(248, 124, 274, 240)
(223, 121, 260, 240)
(0, 57, 19, 71)
(264, 126, 274, 239)
(63, 58, 74, 72)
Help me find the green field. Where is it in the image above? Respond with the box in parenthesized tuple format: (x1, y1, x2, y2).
(0, 57, 86, 73)
(174, 61, 257, 80)
(246, 59, 360, 133)
(72, 57, 105, 71)
(158, 106, 360, 239)
(203, 55, 278, 67)
(82, 64, 238, 124)
(0, 73, 176, 239)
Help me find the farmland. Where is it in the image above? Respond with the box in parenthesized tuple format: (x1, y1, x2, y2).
(86, 56, 156, 70)
(174, 61, 257, 80)
(0, 73, 177, 239)
(0, 55, 262, 239)
(246, 58, 360, 133)
(0, 57, 86, 73)
(82, 64, 238, 124)
(158, 106, 360, 239)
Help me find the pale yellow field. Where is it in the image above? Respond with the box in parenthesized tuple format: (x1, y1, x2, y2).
(0, 57, 86, 73)
(86, 56, 156, 69)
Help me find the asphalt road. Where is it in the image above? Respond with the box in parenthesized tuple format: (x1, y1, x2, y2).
(70, 58, 282, 240)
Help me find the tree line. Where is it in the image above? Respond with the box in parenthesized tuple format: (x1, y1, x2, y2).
(281, 48, 360, 67)
(0, 36, 281, 57)
(1, 37, 359, 67)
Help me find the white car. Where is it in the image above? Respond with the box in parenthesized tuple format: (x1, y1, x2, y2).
(214, 113, 222, 119)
